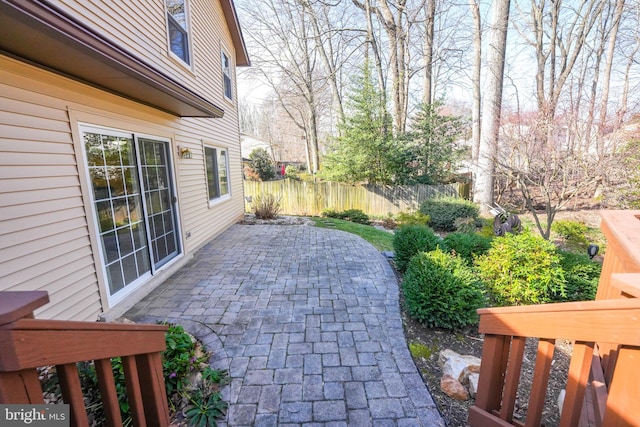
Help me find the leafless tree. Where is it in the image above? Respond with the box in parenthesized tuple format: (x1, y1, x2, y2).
(473, 0, 510, 215)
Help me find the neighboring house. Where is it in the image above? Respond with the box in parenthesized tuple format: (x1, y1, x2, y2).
(240, 133, 272, 163)
(0, 0, 250, 321)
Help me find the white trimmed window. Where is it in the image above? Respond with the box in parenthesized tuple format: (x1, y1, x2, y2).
(205, 146, 230, 201)
(166, 0, 190, 64)
(222, 50, 233, 100)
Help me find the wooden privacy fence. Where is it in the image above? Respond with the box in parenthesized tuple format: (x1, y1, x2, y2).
(244, 179, 468, 216)
(469, 210, 640, 427)
(0, 291, 170, 427)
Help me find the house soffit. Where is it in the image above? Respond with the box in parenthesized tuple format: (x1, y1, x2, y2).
(0, 0, 225, 118)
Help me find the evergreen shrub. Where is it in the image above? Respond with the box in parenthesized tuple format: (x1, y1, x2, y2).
(402, 248, 486, 329)
(419, 196, 479, 231)
(441, 232, 492, 265)
(392, 225, 440, 272)
(556, 250, 601, 302)
(475, 231, 566, 306)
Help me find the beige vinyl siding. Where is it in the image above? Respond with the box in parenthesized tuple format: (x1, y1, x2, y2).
(49, 0, 239, 105)
(0, 70, 102, 320)
(0, 48, 243, 319)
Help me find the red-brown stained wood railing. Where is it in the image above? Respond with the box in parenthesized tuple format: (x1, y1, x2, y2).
(0, 291, 170, 427)
(469, 210, 640, 427)
(468, 299, 640, 427)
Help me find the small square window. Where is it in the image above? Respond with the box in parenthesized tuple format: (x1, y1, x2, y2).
(205, 146, 230, 201)
(166, 0, 190, 64)
(222, 51, 233, 100)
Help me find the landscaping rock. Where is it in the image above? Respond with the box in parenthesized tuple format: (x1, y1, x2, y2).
(440, 374, 469, 400)
(468, 373, 480, 398)
(440, 349, 481, 383)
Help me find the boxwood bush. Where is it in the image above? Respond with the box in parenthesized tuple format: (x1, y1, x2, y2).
(419, 197, 479, 232)
(392, 225, 440, 272)
(402, 248, 486, 329)
(556, 250, 601, 302)
(441, 232, 492, 265)
(475, 231, 566, 306)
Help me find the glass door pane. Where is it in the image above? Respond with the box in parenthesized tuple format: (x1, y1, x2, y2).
(139, 138, 179, 268)
(84, 131, 151, 295)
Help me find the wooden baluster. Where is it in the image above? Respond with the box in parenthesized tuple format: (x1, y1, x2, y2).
(468, 334, 511, 426)
(121, 356, 146, 427)
(0, 370, 44, 403)
(57, 363, 89, 427)
(602, 346, 640, 426)
(559, 341, 594, 427)
(501, 336, 526, 423)
(135, 352, 170, 427)
(525, 339, 555, 427)
(95, 358, 123, 427)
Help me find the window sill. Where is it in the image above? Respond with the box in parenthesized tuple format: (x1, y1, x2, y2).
(208, 194, 232, 208)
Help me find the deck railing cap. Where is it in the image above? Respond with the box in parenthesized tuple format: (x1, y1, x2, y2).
(0, 291, 49, 326)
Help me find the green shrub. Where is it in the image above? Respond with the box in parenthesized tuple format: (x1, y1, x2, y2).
(556, 250, 601, 302)
(552, 220, 589, 245)
(475, 231, 566, 306)
(284, 165, 299, 180)
(395, 211, 430, 227)
(252, 193, 281, 219)
(419, 197, 479, 232)
(441, 232, 492, 265)
(392, 225, 440, 272)
(321, 208, 370, 224)
(248, 148, 276, 181)
(402, 248, 486, 329)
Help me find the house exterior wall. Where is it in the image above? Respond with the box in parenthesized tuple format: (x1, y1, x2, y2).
(48, 0, 237, 104)
(0, 0, 246, 321)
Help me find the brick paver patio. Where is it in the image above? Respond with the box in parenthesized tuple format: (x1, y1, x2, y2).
(126, 224, 444, 426)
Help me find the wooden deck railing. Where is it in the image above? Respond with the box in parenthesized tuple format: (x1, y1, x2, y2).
(0, 291, 170, 427)
(469, 210, 640, 427)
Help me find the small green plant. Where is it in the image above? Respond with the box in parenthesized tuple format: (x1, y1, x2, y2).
(556, 250, 602, 302)
(409, 342, 438, 359)
(162, 323, 209, 396)
(552, 220, 589, 247)
(419, 197, 479, 232)
(321, 208, 370, 224)
(184, 367, 229, 427)
(395, 211, 431, 227)
(392, 225, 440, 272)
(441, 232, 492, 265)
(251, 193, 281, 219)
(475, 231, 566, 306)
(402, 248, 486, 329)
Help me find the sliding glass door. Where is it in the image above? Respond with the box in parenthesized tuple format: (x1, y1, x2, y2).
(83, 127, 179, 299)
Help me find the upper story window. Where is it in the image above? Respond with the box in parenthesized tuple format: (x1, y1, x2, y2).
(166, 0, 190, 64)
(222, 50, 233, 100)
(205, 146, 230, 201)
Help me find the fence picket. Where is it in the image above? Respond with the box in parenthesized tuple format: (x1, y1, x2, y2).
(244, 179, 467, 216)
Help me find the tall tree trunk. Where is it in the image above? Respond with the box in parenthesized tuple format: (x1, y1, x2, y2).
(473, 0, 510, 215)
(469, 0, 481, 168)
(423, 0, 436, 105)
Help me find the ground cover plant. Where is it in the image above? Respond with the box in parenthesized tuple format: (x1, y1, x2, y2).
(321, 208, 371, 224)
